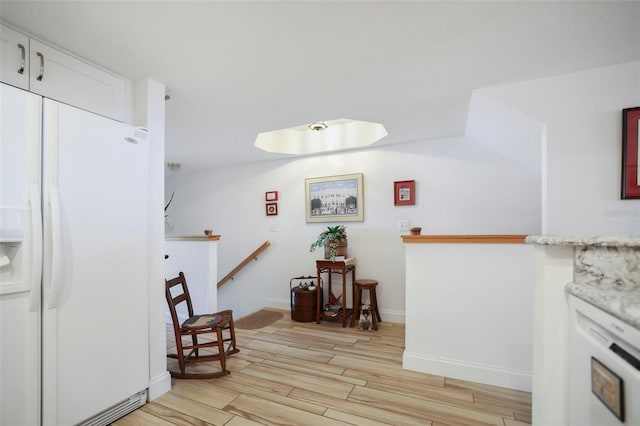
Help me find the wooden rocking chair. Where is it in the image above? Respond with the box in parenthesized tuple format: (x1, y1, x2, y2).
(165, 272, 239, 379)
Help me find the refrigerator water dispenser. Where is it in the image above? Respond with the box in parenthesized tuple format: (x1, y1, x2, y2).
(0, 208, 29, 294)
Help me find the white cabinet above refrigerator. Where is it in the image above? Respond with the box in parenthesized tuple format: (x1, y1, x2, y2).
(0, 23, 130, 122)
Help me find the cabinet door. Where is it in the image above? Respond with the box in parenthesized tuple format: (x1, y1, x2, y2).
(0, 24, 29, 89)
(29, 39, 128, 122)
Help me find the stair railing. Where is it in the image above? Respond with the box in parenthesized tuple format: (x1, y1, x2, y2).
(217, 241, 271, 288)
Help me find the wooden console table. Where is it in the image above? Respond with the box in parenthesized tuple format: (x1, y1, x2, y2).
(316, 258, 356, 327)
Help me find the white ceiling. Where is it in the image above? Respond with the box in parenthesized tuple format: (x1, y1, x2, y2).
(1, 1, 639, 171)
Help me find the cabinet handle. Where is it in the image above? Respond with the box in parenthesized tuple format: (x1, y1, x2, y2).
(36, 51, 44, 81)
(17, 43, 25, 74)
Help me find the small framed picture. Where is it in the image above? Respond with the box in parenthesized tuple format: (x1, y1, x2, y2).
(266, 203, 278, 216)
(265, 191, 279, 202)
(394, 180, 415, 206)
(591, 357, 624, 421)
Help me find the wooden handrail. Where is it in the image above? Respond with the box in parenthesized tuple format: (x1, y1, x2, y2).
(217, 241, 271, 288)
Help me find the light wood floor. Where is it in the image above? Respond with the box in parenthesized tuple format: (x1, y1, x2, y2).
(114, 310, 532, 426)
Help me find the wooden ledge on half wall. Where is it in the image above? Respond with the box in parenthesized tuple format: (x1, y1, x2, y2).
(165, 235, 221, 241)
(401, 234, 527, 244)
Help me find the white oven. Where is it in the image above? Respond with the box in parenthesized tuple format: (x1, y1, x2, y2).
(568, 294, 640, 425)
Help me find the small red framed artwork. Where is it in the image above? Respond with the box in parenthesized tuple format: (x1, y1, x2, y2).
(622, 107, 640, 199)
(394, 180, 415, 206)
(265, 191, 279, 202)
(266, 203, 278, 216)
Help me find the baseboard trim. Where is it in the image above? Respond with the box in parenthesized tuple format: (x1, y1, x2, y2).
(402, 351, 531, 392)
(148, 371, 171, 401)
(265, 297, 290, 311)
(264, 297, 405, 324)
(379, 309, 404, 324)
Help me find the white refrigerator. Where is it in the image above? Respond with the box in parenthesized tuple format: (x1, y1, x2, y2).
(0, 83, 150, 425)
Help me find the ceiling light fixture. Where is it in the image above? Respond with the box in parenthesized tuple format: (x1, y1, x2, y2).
(308, 121, 328, 132)
(255, 118, 388, 155)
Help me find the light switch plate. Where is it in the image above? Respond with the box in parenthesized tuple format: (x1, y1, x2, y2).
(398, 220, 410, 231)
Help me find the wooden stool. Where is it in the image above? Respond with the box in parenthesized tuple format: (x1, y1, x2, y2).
(350, 279, 382, 330)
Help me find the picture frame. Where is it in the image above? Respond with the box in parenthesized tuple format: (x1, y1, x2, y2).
(266, 203, 278, 216)
(265, 191, 279, 202)
(305, 173, 364, 223)
(622, 106, 640, 199)
(394, 180, 416, 206)
(591, 357, 624, 421)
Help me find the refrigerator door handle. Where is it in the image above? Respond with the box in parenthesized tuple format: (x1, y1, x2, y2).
(47, 187, 62, 309)
(28, 184, 42, 312)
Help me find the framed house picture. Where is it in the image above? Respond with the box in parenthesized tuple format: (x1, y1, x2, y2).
(394, 180, 415, 206)
(305, 173, 364, 222)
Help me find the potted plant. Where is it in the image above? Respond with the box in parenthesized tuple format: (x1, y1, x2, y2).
(310, 225, 347, 261)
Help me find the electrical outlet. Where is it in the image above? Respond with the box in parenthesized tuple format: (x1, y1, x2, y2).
(398, 220, 410, 231)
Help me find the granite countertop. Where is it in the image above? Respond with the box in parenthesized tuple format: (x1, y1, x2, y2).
(527, 234, 640, 329)
(569, 243, 640, 329)
(525, 235, 640, 247)
(530, 235, 640, 330)
(566, 281, 640, 329)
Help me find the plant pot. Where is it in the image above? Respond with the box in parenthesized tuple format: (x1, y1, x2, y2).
(324, 238, 348, 259)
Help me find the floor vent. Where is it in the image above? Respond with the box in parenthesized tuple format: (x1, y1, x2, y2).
(78, 389, 147, 426)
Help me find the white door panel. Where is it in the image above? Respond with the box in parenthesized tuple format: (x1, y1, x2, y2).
(41, 99, 149, 425)
(0, 83, 41, 425)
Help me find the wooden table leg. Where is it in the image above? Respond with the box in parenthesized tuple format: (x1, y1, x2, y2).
(351, 267, 356, 321)
(316, 266, 321, 323)
(341, 270, 347, 327)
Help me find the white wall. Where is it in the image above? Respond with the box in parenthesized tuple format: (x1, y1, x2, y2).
(403, 242, 535, 392)
(476, 61, 640, 235)
(164, 240, 218, 323)
(466, 91, 545, 175)
(133, 78, 171, 401)
(470, 62, 640, 417)
(531, 245, 574, 425)
(165, 136, 541, 320)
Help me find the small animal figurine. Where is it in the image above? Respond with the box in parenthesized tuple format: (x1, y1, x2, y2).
(358, 304, 373, 331)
